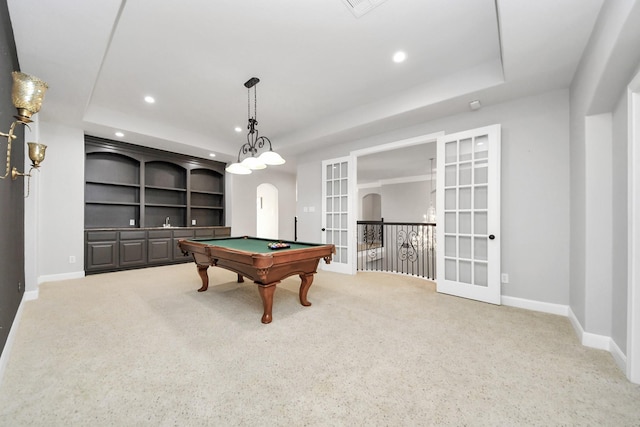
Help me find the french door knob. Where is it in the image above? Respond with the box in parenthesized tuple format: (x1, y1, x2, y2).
(489, 234, 495, 240)
(321, 228, 326, 231)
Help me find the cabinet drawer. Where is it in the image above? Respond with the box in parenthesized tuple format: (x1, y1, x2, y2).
(173, 229, 194, 238)
(148, 229, 172, 239)
(195, 228, 215, 238)
(86, 231, 117, 242)
(214, 227, 231, 237)
(120, 231, 146, 240)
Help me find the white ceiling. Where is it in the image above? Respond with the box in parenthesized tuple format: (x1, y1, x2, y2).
(7, 0, 603, 178)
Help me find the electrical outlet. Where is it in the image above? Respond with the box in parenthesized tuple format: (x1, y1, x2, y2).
(129, 219, 135, 226)
(501, 273, 509, 283)
(69, 255, 76, 264)
(192, 219, 196, 225)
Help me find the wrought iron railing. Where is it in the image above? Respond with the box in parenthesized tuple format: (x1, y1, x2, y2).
(356, 220, 436, 280)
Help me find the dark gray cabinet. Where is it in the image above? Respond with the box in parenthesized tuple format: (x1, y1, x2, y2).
(148, 229, 173, 263)
(85, 226, 231, 274)
(119, 231, 147, 267)
(85, 231, 118, 271)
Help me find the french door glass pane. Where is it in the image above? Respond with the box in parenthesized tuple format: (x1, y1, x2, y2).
(459, 162, 472, 185)
(445, 212, 456, 233)
(459, 188, 471, 209)
(445, 189, 456, 209)
(474, 186, 488, 209)
(460, 138, 472, 161)
(445, 236, 456, 257)
(459, 236, 471, 259)
(459, 260, 472, 283)
(474, 237, 487, 261)
(445, 259, 456, 280)
(474, 212, 487, 235)
(475, 159, 488, 184)
(459, 212, 471, 234)
(474, 262, 488, 286)
(445, 165, 457, 186)
(445, 142, 457, 164)
(474, 135, 488, 159)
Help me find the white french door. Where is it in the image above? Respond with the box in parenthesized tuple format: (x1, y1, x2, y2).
(436, 124, 501, 304)
(321, 156, 356, 274)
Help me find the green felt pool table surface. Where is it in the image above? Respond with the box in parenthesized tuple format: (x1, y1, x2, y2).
(191, 237, 323, 253)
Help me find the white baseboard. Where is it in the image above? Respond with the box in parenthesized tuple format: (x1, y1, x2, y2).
(504, 297, 628, 373)
(24, 289, 38, 301)
(610, 338, 627, 373)
(567, 307, 613, 351)
(501, 295, 570, 316)
(37, 271, 85, 284)
(0, 296, 26, 388)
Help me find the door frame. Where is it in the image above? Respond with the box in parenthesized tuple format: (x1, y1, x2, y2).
(351, 131, 444, 274)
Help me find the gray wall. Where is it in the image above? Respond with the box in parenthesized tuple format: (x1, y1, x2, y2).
(569, 0, 640, 349)
(0, 1, 24, 355)
(298, 88, 571, 305)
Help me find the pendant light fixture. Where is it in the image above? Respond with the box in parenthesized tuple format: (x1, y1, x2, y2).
(225, 77, 285, 175)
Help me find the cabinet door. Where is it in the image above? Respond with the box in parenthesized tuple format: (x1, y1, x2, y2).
(119, 240, 146, 267)
(86, 241, 118, 271)
(148, 238, 172, 263)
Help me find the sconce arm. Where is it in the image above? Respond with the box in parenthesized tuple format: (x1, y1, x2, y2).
(0, 121, 20, 179)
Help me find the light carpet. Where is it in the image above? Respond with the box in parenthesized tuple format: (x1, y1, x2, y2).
(1, 263, 639, 426)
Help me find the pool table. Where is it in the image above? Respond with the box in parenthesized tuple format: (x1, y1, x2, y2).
(177, 236, 335, 324)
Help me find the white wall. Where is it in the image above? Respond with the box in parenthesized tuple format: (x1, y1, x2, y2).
(227, 168, 296, 241)
(36, 122, 85, 281)
(380, 181, 429, 223)
(298, 88, 571, 305)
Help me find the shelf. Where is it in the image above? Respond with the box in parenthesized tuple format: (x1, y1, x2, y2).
(145, 185, 187, 192)
(86, 201, 141, 206)
(190, 189, 223, 195)
(146, 203, 187, 208)
(191, 205, 223, 210)
(86, 180, 140, 188)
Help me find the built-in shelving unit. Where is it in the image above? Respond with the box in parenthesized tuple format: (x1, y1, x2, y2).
(84, 136, 229, 273)
(85, 151, 141, 229)
(85, 136, 226, 229)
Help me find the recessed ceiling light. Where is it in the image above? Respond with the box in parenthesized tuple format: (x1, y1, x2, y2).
(115, 131, 124, 137)
(209, 153, 216, 158)
(144, 96, 155, 104)
(234, 127, 242, 132)
(393, 51, 407, 63)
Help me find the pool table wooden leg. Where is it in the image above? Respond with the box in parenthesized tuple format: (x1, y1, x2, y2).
(196, 265, 209, 292)
(299, 273, 314, 307)
(258, 284, 277, 324)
